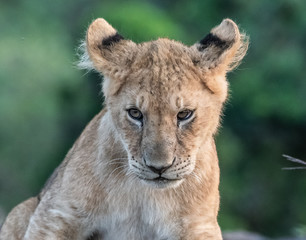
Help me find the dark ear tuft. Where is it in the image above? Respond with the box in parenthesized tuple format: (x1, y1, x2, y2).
(191, 19, 249, 72)
(190, 19, 249, 102)
(198, 33, 233, 52)
(101, 33, 124, 47)
(84, 18, 137, 98)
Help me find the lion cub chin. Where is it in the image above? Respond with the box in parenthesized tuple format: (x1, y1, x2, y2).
(0, 18, 248, 240)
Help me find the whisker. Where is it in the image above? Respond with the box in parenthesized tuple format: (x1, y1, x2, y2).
(283, 154, 306, 165)
(190, 171, 202, 183)
(100, 158, 128, 168)
(112, 167, 129, 182)
(107, 165, 127, 180)
(282, 167, 306, 170)
(107, 161, 126, 166)
(109, 157, 129, 161)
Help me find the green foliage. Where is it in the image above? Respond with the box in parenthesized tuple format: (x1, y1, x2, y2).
(1, 0, 306, 237)
(0, 1, 95, 211)
(92, 1, 185, 42)
(293, 224, 306, 238)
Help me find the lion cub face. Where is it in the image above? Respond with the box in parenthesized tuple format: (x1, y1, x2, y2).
(107, 42, 222, 188)
(83, 18, 248, 188)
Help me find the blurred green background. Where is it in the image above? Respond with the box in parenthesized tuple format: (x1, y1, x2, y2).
(1, 0, 306, 237)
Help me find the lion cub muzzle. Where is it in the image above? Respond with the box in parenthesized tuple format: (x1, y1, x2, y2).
(132, 146, 186, 188)
(143, 156, 176, 175)
(143, 140, 176, 174)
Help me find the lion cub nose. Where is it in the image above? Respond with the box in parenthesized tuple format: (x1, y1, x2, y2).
(144, 157, 176, 175)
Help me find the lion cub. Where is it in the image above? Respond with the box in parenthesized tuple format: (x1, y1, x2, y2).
(0, 18, 248, 239)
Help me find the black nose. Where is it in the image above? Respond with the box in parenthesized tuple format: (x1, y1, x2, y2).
(144, 157, 176, 175)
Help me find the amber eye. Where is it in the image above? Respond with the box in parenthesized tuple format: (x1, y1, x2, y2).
(177, 110, 193, 121)
(127, 108, 143, 121)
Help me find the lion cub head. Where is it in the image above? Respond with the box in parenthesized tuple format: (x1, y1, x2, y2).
(80, 18, 248, 188)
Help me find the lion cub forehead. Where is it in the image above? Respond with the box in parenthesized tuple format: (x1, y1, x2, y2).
(137, 39, 194, 66)
(132, 92, 196, 113)
(128, 39, 203, 94)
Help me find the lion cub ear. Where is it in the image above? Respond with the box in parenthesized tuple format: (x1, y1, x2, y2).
(81, 18, 137, 98)
(192, 19, 249, 101)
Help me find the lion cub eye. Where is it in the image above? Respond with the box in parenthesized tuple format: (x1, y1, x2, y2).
(177, 110, 194, 121)
(127, 108, 143, 121)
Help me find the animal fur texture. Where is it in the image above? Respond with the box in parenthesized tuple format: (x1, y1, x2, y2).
(0, 18, 248, 240)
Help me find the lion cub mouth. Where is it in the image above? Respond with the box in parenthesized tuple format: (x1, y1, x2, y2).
(140, 176, 183, 188)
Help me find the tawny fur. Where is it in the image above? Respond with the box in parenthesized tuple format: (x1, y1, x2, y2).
(0, 18, 248, 240)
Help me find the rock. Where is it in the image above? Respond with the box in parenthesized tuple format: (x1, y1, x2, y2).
(223, 231, 270, 240)
(223, 231, 306, 240)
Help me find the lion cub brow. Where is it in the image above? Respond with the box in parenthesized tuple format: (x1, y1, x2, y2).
(133, 93, 195, 114)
